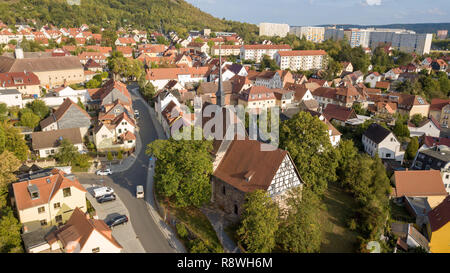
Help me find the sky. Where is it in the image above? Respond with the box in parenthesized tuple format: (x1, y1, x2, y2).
(185, 0, 450, 26)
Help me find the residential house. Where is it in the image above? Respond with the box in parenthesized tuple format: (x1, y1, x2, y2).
(78, 52, 107, 65)
(0, 89, 22, 107)
(238, 86, 276, 111)
(375, 81, 391, 91)
(384, 68, 402, 80)
(254, 70, 283, 89)
(390, 222, 429, 252)
(146, 67, 209, 90)
(93, 112, 136, 152)
(431, 59, 448, 72)
(340, 62, 353, 74)
(429, 99, 450, 128)
(187, 42, 210, 54)
(0, 72, 41, 97)
(40, 98, 91, 136)
(197, 81, 233, 105)
(408, 118, 441, 138)
(364, 72, 382, 88)
(322, 104, 357, 126)
(211, 45, 241, 56)
(28, 207, 122, 253)
(391, 170, 448, 209)
(343, 71, 364, 85)
(155, 90, 181, 123)
(114, 37, 136, 47)
(31, 128, 85, 158)
(426, 196, 450, 253)
(11, 169, 87, 232)
(362, 123, 405, 162)
(411, 146, 450, 194)
(273, 89, 295, 110)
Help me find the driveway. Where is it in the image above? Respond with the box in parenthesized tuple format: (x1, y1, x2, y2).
(83, 184, 145, 253)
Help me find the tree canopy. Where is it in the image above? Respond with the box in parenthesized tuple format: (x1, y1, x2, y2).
(146, 139, 213, 208)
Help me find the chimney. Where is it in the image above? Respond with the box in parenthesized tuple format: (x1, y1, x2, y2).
(14, 47, 24, 59)
(85, 212, 90, 220)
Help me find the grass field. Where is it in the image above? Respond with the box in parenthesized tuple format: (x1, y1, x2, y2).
(319, 183, 359, 253)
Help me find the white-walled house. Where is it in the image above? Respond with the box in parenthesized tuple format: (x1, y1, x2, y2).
(0, 89, 22, 107)
(364, 72, 383, 88)
(31, 128, 85, 158)
(155, 91, 181, 123)
(146, 67, 209, 90)
(362, 123, 405, 163)
(408, 118, 441, 138)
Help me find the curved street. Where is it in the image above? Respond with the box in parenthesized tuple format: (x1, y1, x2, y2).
(78, 84, 176, 253)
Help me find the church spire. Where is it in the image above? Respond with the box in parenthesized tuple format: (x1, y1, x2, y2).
(216, 42, 225, 107)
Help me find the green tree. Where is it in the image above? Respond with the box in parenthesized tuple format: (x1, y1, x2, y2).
(107, 151, 113, 161)
(18, 108, 40, 129)
(410, 114, 425, 127)
(146, 139, 213, 208)
(0, 103, 8, 122)
(26, 99, 49, 119)
(237, 190, 279, 253)
(86, 78, 102, 89)
(0, 206, 23, 253)
(406, 137, 419, 160)
(393, 119, 410, 138)
(55, 139, 78, 165)
(276, 187, 321, 253)
(0, 122, 28, 161)
(280, 112, 338, 195)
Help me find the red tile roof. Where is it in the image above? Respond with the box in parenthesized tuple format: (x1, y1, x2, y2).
(393, 170, 448, 198)
(428, 196, 450, 232)
(0, 72, 40, 87)
(12, 169, 87, 211)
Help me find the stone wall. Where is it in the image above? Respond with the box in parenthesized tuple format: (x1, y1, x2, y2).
(212, 177, 245, 222)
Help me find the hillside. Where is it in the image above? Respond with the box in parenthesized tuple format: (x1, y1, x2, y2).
(0, 0, 258, 40)
(317, 23, 450, 34)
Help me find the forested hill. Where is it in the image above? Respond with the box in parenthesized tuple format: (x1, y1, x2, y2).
(0, 0, 258, 40)
(318, 23, 450, 34)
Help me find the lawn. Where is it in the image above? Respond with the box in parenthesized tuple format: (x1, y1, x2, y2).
(171, 205, 224, 253)
(319, 182, 359, 253)
(389, 199, 415, 223)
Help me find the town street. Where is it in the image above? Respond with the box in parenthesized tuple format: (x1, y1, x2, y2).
(78, 85, 175, 253)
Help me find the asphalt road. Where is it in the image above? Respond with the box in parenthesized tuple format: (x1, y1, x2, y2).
(79, 85, 174, 253)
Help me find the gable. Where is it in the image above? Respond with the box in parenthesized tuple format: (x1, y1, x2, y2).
(267, 154, 302, 197)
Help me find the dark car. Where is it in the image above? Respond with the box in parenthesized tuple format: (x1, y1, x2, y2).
(106, 215, 128, 228)
(96, 194, 116, 204)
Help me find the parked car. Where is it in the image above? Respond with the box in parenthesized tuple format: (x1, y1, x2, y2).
(96, 194, 116, 204)
(134, 109, 140, 119)
(106, 214, 128, 228)
(93, 186, 115, 198)
(96, 169, 112, 176)
(136, 185, 144, 199)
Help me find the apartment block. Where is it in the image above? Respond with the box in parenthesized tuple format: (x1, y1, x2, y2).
(259, 23, 290, 37)
(290, 26, 325, 43)
(240, 44, 292, 63)
(275, 50, 328, 71)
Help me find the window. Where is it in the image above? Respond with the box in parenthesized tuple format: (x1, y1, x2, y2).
(386, 153, 391, 158)
(55, 215, 63, 223)
(63, 188, 71, 197)
(92, 247, 100, 253)
(38, 206, 45, 214)
(54, 202, 61, 209)
(234, 204, 238, 215)
(446, 174, 449, 179)
(222, 185, 226, 195)
(40, 219, 47, 226)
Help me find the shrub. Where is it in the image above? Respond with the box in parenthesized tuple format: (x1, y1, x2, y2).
(107, 152, 113, 161)
(176, 223, 188, 239)
(117, 150, 123, 160)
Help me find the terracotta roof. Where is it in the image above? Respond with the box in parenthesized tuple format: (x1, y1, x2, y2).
(428, 196, 450, 232)
(323, 104, 356, 122)
(243, 44, 291, 50)
(116, 46, 133, 55)
(393, 170, 448, 198)
(312, 87, 337, 100)
(0, 72, 40, 87)
(198, 81, 232, 95)
(12, 169, 87, 211)
(375, 81, 390, 89)
(239, 86, 275, 102)
(50, 207, 122, 252)
(31, 128, 83, 150)
(120, 131, 136, 141)
(277, 50, 327, 57)
(213, 139, 293, 193)
(423, 136, 450, 148)
(430, 98, 450, 111)
(145, 67, 209, 81)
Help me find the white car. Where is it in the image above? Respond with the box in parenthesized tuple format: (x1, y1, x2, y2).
(136, 185, 144, 199)
(96, 169, 112, 176)
(93, 186, 115, 198)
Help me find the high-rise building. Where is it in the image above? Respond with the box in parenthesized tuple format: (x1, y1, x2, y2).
(259, 23, 290, 38)
(289, 26, 325, 43)
(437, 30, 448, 40)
